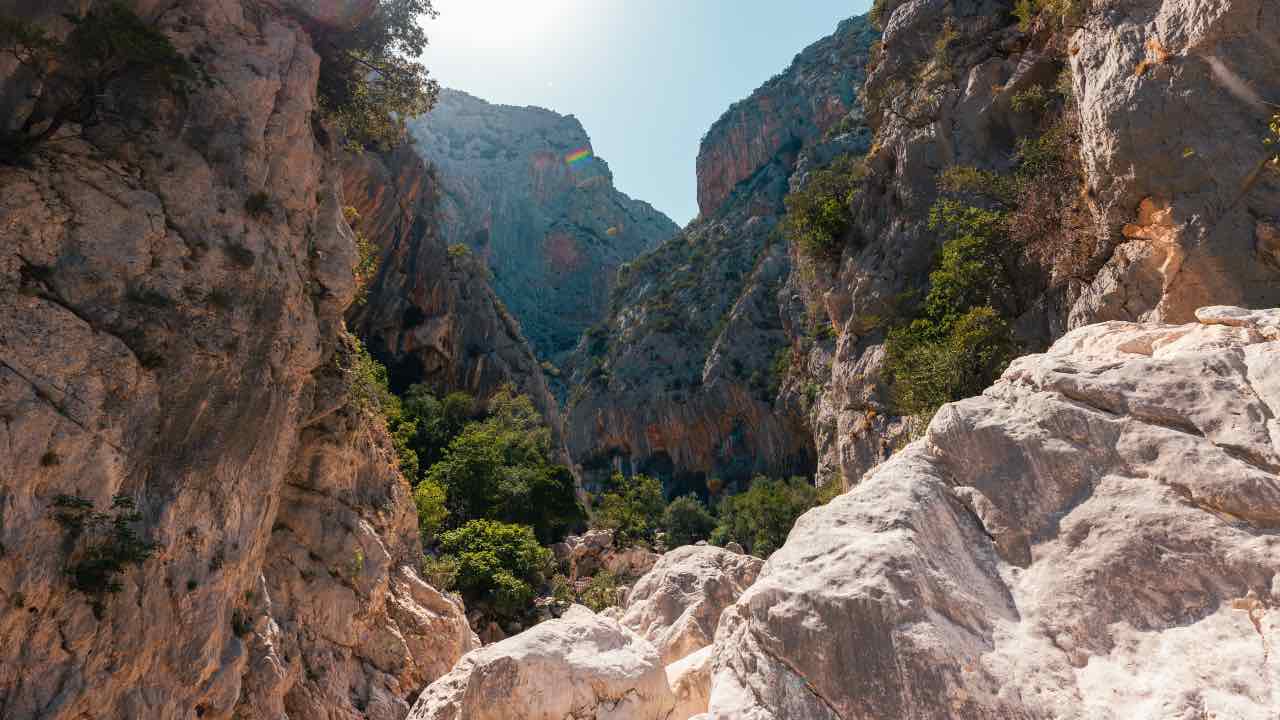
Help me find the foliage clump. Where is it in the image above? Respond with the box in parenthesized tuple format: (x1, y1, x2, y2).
(1267, 112, 1279, 168)
(438, 520, 551, 620)
(710, 477, 819, 557)
(591, 473, 666, 547)
(662, 494, 717, 549)
(344, 206, 381, 305)
(311, 0, 440, 150)
(0, 3, 197, 163)
(51, 494, 156, 617)
(781, 154, 865, 258)
(884, 201, 1017, 421)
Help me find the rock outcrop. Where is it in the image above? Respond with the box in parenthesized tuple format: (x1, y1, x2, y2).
(342, 146, 561, 431)
(408, 89, 678, 362)
(408, 605, 677, 720)
(0, 1, 473, 718)
(706, 308, 1280, 719)
(565, 16, 878, 492)
(789, 0, 1280, 488)
(621, 544, 763, 665)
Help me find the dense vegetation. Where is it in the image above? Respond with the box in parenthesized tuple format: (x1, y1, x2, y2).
(709, 477, 823, 557)
(309, 0, 440, 149)
(781, 155, 865, 258)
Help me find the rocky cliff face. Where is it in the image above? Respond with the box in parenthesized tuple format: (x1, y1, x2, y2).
(0, 2, 473, 718)
(341, 145, 562, 432)
(407, 89, 678, 363)
(707, 307, 1280, 719)
(565, 17, 878, 492)
(790, 0, 1280, 487)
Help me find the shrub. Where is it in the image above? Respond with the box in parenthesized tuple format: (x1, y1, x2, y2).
(309, 0, 440, 150)
(782, 155, 865, 258)
(591, 474, 666, 547)
(0, 4, 198, 163)
(413, 479, 448, 542)
(51, 494, 156, 616)
(578, 570, 621, 612)
(438, 520, 551, 619)
(662, 494, 717, 548)
(711, 477, 818, 557)
(344, 206, 381, 305)
(421, 553, 459, 591)
(245, 191, 273, 219)
(1011, 84, 1050, 114)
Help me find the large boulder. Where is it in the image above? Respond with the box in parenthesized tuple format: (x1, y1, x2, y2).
(408, 605, 677, 720)
(707, 307, 1280, 719)
(621, 544, 764, 664)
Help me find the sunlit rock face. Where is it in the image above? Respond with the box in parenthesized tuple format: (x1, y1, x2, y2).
(706, 307, 1280, 720)
(407, 89, 678, 363)
(564, 17, 878, 493)
(0, 2, 474, 718)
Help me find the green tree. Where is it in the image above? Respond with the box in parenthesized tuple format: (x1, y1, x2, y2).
(0, 4, 197, 163)
(711, 477, 818, 557)
(781, 154, 866, 258)
(413, 479, 448, 543)
(425, 388, 583, 543)
(592, 474, 666, 547)
(662, 494, 716, 548)
(438, 520, 551, 619)
(307, 0, 440, 150)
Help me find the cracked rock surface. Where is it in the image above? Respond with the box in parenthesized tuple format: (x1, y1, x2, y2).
(706, 307, 1280, 719)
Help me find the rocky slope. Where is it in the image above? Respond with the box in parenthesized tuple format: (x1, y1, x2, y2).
(565, 16, 879, 492)
(412, 307, 1280, 720)
(407, 89, 678, 363)
(791, 0, 1280, 486)
(707, 307, 1280, 718)
(342, 145, 562, 431)
(0, 2, 474, 718)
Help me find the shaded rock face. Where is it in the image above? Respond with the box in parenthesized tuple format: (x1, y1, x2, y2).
(706, 308, 1280, 719)
(0, 1, 472, 718)
(565, 17, 878, 493)
(408, 605, 677, 720)
(341, 146, 561, 431)
(621, 544, 763, 665)
(789, 0, 1280, 489)
(408, 89, 678, 362)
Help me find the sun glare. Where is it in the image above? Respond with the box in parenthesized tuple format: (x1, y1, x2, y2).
(429, 0, 567, 53)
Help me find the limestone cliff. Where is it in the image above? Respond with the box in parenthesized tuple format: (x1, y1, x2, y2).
(407, 89, 678, 363)
(0, 2, 474, 718)
(341, 145, 562, 434)
(789, 0, 1280, 486)
(565, 16, 879, 492)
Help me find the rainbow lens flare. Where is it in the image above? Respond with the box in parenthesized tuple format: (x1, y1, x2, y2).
(565, 147, 593, 166)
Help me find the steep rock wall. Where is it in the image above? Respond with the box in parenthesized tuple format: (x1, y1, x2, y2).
(565, 17, 878, 492)
(408, 89, 678, 362)
(0, 2, 473, 718)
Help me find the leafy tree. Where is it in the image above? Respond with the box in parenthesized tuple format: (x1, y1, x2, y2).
(711, 477, 818, 557)
(413, 479, 448, 542)
(0, 4, 197, 163)
(425, 388, 584, 543)
(592, 474, 666, 547)
(782, 154, 866, 258)
(306, 0, 440, 150)
(438, 520, 551, 619)
(662, 494, 716, 548)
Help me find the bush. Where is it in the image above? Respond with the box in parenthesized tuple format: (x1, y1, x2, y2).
(51, 494, 156, 616)
(310, 0, 440, 150)
(662, 494, 717, 548)
(0, 4, 198, 163)
(711, 477, 818, 557)
(782, 155, 865, 258)
(592, 474, 666, 547)
(413, 479, 448, 542)
(421, 553, 459, 591)
(344, 206, 381, 305)
(578, 570, 622, 612)
(438, 520, 551, 619)
(1267, 112, 1279, 168)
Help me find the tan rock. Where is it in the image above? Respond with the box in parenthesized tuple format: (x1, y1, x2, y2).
(408, 605, 676, 720)
(622, 544, 763, 665)
(667, 645, 713, 720)
(706, 308, 1280, 719)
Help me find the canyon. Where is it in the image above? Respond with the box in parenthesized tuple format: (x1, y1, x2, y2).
(1, 0, 1278, 718)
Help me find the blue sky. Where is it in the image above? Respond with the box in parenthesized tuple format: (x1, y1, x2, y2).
(421, 1, 873, 226)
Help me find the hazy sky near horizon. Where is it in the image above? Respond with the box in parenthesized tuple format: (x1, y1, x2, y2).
(421, 1, 873, 226)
